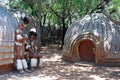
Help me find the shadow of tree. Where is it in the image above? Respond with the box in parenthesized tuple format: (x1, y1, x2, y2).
(0, 44, 120, 80)
(39, 60, 120, 80)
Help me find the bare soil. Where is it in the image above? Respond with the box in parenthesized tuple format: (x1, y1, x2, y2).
(0, 44, 120, 80)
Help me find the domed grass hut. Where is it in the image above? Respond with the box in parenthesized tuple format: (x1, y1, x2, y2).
(62, 13, 120, 65)
(0, 6, 18, 74)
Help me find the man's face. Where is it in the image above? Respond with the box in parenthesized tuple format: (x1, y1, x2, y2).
(30, 35, 36, 41)
(19, 24, 25, 30)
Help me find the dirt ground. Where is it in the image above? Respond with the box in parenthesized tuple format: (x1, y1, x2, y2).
(0, 44, 120, 80)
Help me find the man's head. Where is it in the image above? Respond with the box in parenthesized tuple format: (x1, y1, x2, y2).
(29, 31, 37, 40)
(23, 17, 30, 24)
(18, 22, 25, 30)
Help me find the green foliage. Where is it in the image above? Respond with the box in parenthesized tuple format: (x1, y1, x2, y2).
(2, 0, 120, 20)
(107, 0, 120, 20)
(1, 0, 120, 45)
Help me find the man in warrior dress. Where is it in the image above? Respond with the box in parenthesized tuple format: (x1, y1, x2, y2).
(25, 28, 43, 70)
(15, 22, 31, 73)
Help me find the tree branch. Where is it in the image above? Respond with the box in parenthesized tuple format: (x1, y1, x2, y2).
(49, 7, 62, 19)
(103, 13, 120, 26)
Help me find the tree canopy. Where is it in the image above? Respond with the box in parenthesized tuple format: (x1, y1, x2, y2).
(0, 0, 120, 47)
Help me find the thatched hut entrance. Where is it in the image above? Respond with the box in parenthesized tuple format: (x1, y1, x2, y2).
(78, 39, 95, 62)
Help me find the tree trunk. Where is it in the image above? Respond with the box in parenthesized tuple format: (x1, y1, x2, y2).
(61, 18, 66, 47)
(36, 0, 42, 51)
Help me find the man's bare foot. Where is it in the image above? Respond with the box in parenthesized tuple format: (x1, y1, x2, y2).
(24, 69, 32, 73)
(19, 70, 25, 74)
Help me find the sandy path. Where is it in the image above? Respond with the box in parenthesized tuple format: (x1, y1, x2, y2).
(0, 45, 120, 80)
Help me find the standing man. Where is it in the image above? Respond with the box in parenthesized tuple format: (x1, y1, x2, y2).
(15, 22, 30, 73)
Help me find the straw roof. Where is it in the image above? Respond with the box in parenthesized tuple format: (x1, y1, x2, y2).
(63, 13, 120, 63)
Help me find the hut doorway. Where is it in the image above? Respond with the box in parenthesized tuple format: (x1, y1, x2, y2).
(78, 40, 95, 62)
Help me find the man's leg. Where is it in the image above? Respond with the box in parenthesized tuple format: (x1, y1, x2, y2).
(15, 46, 25, 73)
(35, 53, 43, 68)
(15, 46, 21, 59)
(28, 54, 37, 70)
